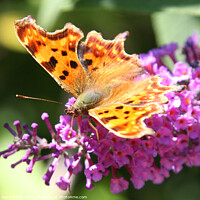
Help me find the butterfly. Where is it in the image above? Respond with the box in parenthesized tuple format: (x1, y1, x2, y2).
(14, 15, 183, 139)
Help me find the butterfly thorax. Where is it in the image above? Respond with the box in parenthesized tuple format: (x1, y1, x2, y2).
(66, 89, 105, 116)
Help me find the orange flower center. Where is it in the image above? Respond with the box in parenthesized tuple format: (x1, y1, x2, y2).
(182, 71, 187, 75)
(179, 119, 185, 124)
(185, 98, 190, 104)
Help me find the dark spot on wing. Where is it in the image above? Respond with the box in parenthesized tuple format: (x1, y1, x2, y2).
(41, 56, 57, 72)
(63, 70, 69, 76)
(70, 60, 78, 69)
(115, 106, 124, 110)
(125, 100, 134, 104)
(36, 41, 41, 46)
(61, 50, 67, 56)
(59, 75, 66, 80)
(50, 56, 58, 67)
(85, 59, 93, 66)
(51, 48, 58, 52)
(101, 116, 118, 124)
(92, 67, 98, 71)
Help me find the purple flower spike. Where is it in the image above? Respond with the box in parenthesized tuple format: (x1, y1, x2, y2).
(2, 32, 200, 194)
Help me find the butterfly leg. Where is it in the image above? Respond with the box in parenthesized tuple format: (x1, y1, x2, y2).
(68, 114, 75, 139)
(88, 117, 100, 143)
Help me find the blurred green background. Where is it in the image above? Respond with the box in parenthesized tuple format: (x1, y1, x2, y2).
(0, 0, 200, 200)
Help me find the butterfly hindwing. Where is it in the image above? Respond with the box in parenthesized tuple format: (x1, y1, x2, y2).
(121, 76, 173, 106)
(89, 103, 164, 138)
(88, 75, 183, 138)
(121, 75, 184, 106)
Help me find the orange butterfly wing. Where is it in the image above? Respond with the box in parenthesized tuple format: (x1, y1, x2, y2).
(88, 76, 183, 138)
(89, 103, 163, 138)
(82, 31, 146, 85)
(121, 75, 183, 106)
(14, 16, 87, 98)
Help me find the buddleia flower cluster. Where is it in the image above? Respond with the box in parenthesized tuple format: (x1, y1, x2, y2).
(1, 32, 200, 194)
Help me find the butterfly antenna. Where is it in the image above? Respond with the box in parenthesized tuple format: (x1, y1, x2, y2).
(16, 94, 63, 104)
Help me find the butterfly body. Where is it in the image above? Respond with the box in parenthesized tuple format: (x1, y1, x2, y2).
(71, 89, 105, 114)
(15, 16, 184, 139)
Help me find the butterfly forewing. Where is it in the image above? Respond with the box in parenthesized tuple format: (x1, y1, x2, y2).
(14, 16, 87, 98)
(82, 31, 146, 84)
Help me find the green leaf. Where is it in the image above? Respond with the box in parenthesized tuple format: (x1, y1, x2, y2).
(151, 12, 200, 65)
(35, 0, 200, 29)
(74, 0, 200, 15)
(37, 0, 76, 29)
(152, 12, 200, 46)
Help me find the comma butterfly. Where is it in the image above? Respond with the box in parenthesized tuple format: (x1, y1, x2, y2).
(14, 16, 183, 139)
